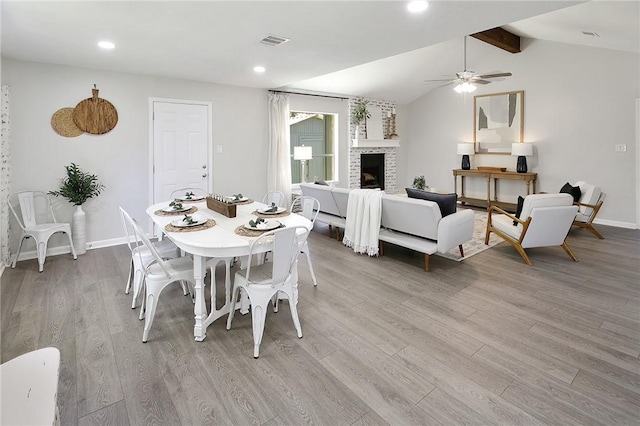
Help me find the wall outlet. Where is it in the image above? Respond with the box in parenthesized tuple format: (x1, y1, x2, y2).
(615, 144, 627, 152)
(216, 145, 223, 154)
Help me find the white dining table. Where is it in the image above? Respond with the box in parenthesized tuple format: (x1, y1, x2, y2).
(146, 198, 312, 341)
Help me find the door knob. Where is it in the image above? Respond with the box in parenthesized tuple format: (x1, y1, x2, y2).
(202, 165, 207, 169)
(202, 173, 208, 178)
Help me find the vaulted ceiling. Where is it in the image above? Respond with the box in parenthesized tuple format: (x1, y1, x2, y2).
(2, 1, 638, 104)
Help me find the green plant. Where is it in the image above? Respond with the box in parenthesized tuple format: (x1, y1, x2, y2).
(412, 175, 427, 190)
(351, 98, 371, 125)
(49, 163, 105, 206)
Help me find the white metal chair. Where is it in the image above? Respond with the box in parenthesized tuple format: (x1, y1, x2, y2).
(226, 226, 309, 358)
(129, 216, 195, 342)
(119, 207, 181, 309)
(1, 347, 61, 425)
(169, 187, 207, 200)
(8, 191, 77, 272)
(291, 196, 319, 286)
(261, 191, 287, 208)
(485, 193, 579, 265)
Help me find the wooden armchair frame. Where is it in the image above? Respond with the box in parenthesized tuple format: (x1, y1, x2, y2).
(485, 205, 578, 266)
(573, 198, 605, 239)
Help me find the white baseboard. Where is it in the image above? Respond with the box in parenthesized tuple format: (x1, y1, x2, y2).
(14, 236, 129, 262)
(594, 218, 637, 230)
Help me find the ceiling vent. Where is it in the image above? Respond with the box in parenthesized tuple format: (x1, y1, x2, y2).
(260, 35, 290, 46)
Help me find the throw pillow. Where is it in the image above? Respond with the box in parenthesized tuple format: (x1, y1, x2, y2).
(405, 188, 457, 217)
(513, 195, 525, 226)
(314, 178, 329, 186)
(560, 182, 582, 203)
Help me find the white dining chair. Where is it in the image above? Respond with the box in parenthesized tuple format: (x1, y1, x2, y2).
(226, 226, 309, 358)
(261, 191, 287, 208)
(8, 191, 77, 272)
(119, 207, 181, 309)
(1, 347, 61, 425)
(291, 196, 319, 286)
(129, 216, 196, 342)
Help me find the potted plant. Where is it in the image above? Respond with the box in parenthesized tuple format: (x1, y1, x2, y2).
(351, 98, 370, 139)
(49, 163, 105, 255)
(412, 175, 427, 191)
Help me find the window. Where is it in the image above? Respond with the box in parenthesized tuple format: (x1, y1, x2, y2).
(290, 111, 336, 184)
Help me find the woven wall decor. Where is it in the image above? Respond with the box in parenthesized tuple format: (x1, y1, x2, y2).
(72, 84, 118, 135)
(51, 107, 83, 137)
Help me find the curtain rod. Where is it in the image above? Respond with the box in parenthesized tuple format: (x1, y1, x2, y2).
(268, 90, 348, 100)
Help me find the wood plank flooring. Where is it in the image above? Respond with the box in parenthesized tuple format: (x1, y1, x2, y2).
(1, 222, 639, 425)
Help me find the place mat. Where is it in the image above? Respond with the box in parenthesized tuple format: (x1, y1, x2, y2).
(252, 209, 291, 219)
(234, 224, 284, 237)
(164, 219, 216, 233)
(230, 198, 253, 205)
(154, 206, 197, 216)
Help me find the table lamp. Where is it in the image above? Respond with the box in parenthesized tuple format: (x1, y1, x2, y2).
(456, 143, 474, 170)
(511, 143, 533, 173)
(293, 145, 313, 182)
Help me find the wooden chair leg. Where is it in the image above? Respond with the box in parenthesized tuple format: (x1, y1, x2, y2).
(424, 254, 430, 272)
(328, 225, 333, 238)
(484, 227, 492, 245)
(458, 244, 464, 258)
(561, 241, 579, 261)
(586, 224, 605, 239)
(513, 243, 533, 266)
(379, 241, 384, 256)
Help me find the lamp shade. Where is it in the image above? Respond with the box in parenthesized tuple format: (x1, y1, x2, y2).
(457, 143, 475, 156)
(293, 145, 312, 160)
(511, 143, 533, 157)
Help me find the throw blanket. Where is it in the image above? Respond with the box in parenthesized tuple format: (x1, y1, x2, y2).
(343, 189, 383, 256)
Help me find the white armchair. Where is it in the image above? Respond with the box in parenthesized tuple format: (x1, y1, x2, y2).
(572, 181, 606, 239)
(485, 193, 579, 266)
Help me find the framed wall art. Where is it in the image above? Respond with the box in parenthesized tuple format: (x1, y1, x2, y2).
(474, 90, 524, 154)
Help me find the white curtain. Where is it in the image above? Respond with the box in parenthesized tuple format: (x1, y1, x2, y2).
(267, 92, 292, 203)
(1, 85, 11, 266)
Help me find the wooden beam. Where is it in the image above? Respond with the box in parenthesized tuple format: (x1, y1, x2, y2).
(471, 27, 521, 53)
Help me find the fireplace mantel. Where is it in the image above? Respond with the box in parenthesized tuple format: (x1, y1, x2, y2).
(352, 139, 401, 148)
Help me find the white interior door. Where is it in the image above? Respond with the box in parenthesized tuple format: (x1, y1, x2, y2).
(152, 101, 210, 203)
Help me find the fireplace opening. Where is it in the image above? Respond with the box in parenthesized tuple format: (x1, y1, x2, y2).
(360, 153, 385, 190)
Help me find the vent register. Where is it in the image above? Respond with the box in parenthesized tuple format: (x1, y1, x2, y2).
(260, 35, 290, 46)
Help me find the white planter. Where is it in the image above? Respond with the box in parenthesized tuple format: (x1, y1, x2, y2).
(72, 205, 86, 255)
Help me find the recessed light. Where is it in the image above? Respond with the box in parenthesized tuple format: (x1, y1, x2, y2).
(407, 1, 428, 13)
(98, 41, 115, 49)
(253, 66, 266, 73)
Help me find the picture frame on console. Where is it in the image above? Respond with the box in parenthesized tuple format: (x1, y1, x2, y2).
(474, 90, 524, 154)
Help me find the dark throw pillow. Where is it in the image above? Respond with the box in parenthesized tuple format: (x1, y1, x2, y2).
(314, 178, 329, 186)
(513, 195, 525, 226)
(560, 182, 582, 203)
(405, 188, 457, 217)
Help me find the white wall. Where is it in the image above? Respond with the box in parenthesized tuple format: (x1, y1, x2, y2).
(405, 38, 639, 227)
(2, 59, 272, 252)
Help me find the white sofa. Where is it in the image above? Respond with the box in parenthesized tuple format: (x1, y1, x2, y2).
(378, 194, 475, 272)
(299, 183, 351, 239)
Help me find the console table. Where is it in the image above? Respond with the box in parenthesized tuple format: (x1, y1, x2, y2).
(453, 169, 537, 211)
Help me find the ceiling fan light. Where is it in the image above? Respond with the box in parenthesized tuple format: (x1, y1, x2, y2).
(454, 82, 476, 93)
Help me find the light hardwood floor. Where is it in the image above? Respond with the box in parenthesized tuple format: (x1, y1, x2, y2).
(1, 222, 639, 425)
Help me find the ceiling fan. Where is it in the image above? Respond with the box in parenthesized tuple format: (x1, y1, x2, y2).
(424, 36, 512, 93)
